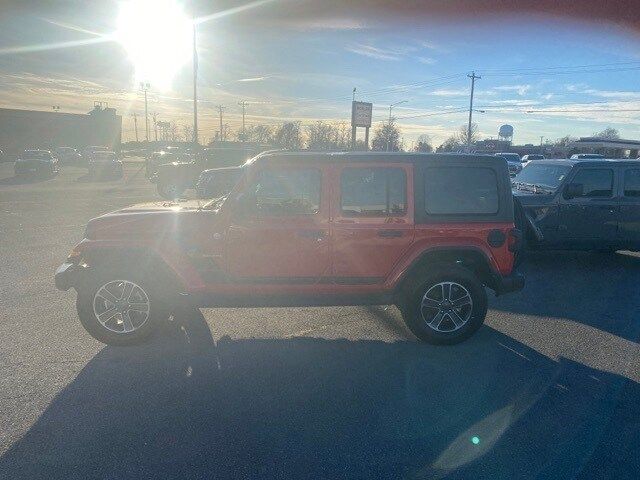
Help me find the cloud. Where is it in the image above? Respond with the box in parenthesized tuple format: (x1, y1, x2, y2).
(346, 44, 402, 60)
(416, 56, 436, 65)
(431, 88, 468, 96)
(237, 75, 272, 82)
(494, 84, 531, 96)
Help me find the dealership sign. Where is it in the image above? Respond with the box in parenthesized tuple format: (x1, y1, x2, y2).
(351, 101, 373, 128)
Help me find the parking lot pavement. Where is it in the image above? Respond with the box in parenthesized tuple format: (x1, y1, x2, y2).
(0, 161, 639, 479)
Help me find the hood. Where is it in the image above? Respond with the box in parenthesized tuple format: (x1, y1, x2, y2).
(512, 189, 557, 206)
(85, 199, 215, 240)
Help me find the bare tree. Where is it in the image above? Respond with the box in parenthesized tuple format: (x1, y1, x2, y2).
(307, 121, 337, 150)
(274, 122, 303, 150)
(593, 127, 620, 139)
(553, 135, 576, 147)
(371, 119, 402, 151)
(455, 123, 479, 146)
(333, 122, 352, 150)
(414, 134, 433, 153)
(437, 136, 464, 152)
(243, 124, 274, 144)
(182, 124, 194, 142)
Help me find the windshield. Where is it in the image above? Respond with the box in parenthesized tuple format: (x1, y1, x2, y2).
(22, 151, 49, 159)
(514, 163, 571, 190)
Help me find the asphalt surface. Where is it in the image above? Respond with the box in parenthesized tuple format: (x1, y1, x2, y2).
(0, 161, 639, 479)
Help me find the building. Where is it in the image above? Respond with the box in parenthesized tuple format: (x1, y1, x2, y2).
(569, 137, 640, 159)
(0, 104, 122, 158)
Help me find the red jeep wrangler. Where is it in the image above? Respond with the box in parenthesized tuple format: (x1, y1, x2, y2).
(55, 152, 523, 346)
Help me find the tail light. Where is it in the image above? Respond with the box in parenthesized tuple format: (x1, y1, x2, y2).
(508, 228, 522, 252)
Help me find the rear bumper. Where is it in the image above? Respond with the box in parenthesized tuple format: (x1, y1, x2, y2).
(492, 271, 525, 296)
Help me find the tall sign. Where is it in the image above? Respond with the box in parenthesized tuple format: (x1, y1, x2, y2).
(351, 101, 373, 150)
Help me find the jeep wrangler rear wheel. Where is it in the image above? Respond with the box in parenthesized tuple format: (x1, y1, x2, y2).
(76, 269, 167, 345)
(400, 266, 487, 345)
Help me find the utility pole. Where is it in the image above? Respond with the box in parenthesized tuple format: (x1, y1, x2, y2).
(192, 24, 199, 145)
(133, 113, 139, 143)
(352, 87, 356, 102)
(217, 105, 225, 141)
(140, 82, 150, 142)
(238, 101, 247, 140)
(467, 71, 481, 151)
(153, 113, 158, 142)
(540, 136, 544, 147)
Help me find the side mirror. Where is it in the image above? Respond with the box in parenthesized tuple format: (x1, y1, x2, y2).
(564, 183, 584, 199)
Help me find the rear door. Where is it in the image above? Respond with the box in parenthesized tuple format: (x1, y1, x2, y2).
(558, 167, 618, 247)
(619, 167, 640, 246)
(331, 163, 414, 284)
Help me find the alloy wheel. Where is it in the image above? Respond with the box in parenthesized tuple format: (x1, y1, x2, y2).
(420, 281, 473, 332)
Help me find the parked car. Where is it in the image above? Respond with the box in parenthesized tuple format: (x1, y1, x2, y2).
(495, 152, 523, 176)
(145, 150, 180, 178)
(150, 146, 267, 199)
(14, 149, 59, 177)
(195, 166, 244, 199)
(513, 159, 640, 252)
(55, 152, 524, 346)
(55, 147, 82, 164)
(521, 154, 545, 161)
(570, 153, 605, 159)
(88, 151, 124, 179)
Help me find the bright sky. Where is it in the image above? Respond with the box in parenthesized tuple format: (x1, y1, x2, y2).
(1, 0, 640, 147)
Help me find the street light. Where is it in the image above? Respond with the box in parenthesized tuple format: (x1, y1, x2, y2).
(387, 100, 407, 151)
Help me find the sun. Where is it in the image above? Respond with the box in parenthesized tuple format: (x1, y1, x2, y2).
(116, 0, 193, 91)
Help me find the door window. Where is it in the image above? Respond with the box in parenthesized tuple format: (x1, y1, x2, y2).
(623, 169, 640, 197)
(569, 169, 613, 198)
(253, 168, 321, 215)
(340, 167, 407, 216)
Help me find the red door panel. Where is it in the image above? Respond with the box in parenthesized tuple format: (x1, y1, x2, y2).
(225, 165, 331, 282)
(331, 164, 414, 283)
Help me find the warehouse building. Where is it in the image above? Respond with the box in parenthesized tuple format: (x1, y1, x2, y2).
(0, 103, 122, 158)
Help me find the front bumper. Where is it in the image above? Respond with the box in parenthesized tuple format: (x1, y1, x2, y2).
(492, 271, 525, 296)
(55, 262, 85, 291)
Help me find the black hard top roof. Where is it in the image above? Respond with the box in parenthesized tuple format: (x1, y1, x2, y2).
(250, 151, 505, 166)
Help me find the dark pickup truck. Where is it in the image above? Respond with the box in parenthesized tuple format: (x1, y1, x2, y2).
(513, 159, 640, 252)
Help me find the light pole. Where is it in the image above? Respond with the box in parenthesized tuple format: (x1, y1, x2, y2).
(387, 100, 407, 151)
(192, 22, 198, 145)
(140, 82, 150, 142)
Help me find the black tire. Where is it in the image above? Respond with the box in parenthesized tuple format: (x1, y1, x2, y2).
(157, 181, 185, 199)
(400, 265, 488, 345)
(76, 268, 169, 346)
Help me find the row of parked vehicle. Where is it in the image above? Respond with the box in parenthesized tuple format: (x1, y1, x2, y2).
(495, 151, 606, 177)
(12, 146, 124, 179)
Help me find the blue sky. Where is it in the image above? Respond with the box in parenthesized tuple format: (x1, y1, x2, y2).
(1, 0, 640, 146)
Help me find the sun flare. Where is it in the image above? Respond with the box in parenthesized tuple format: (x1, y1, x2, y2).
(116, 0, 193, 91)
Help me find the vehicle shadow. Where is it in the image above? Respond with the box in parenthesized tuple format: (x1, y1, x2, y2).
(492, 250, 640, 342)
(0, 174, 53, 186)
(1, 309, 637, 479)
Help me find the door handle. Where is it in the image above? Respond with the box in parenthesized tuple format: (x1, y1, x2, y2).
(377, 229, 403, 238)
(297, 230, 326, 240)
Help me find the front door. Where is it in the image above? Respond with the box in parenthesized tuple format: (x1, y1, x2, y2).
(226, 165, 330, 282)
(619, 167, 640, 246)
(331, 164, 414, 284)
(558, 167, 618, 247)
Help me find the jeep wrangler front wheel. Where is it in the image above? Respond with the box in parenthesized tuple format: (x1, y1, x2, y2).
(400, 266, 488, 345)
(76, 270, 166, 345)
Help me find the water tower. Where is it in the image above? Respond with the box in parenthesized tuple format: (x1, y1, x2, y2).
(498, 124, 514, 142)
